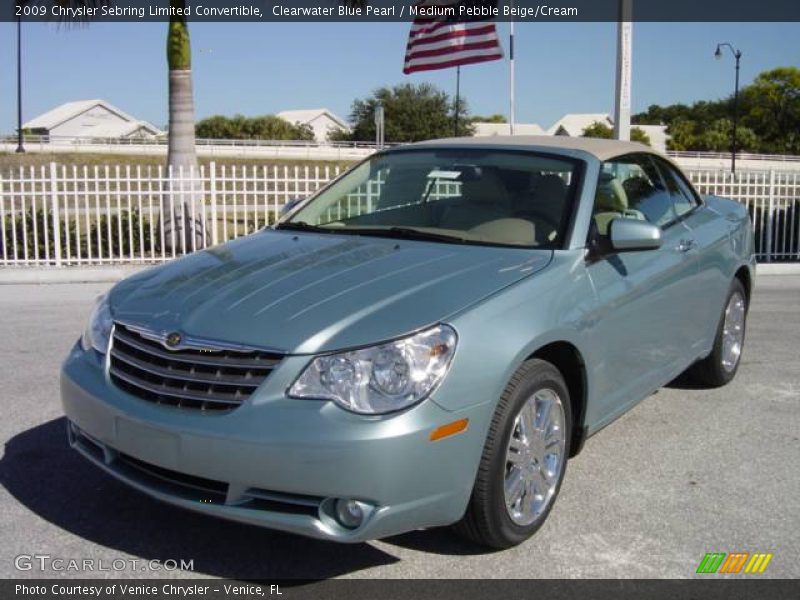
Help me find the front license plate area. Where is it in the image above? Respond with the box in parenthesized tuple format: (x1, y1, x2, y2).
(115, 417, 180, 470)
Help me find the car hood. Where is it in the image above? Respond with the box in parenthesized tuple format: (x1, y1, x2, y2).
(110, 230, 551, 354)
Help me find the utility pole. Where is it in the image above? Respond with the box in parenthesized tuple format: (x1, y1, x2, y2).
(16, 15, 25, 153)
(613, 0, 633, 141)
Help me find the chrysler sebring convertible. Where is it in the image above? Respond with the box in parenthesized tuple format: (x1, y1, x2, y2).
(62, 137, 754, 548)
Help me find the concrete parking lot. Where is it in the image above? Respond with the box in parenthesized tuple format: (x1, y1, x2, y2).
(0, 275, 798, 579)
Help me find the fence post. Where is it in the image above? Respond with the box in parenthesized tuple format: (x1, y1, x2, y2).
(765, 169, 775, 263)
(49, 162, 62, 267)
(210, 161, 218, 246)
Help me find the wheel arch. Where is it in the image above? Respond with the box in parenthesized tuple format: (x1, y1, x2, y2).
(734, 265, 752, 305)
(526, 341, 588, 457)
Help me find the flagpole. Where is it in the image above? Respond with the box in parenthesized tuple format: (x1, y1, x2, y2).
(509, 5, 515, 134)
(454, 65, 461, 136)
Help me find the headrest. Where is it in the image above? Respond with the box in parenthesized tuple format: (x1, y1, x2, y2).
(461, 169, 510, 206)
(595, 176, 628, 212)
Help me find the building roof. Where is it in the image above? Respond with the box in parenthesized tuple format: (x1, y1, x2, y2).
(473, 122, 545, 137)
(22, 99, 162, 136)
(403, 135, 657, 161)
(547, 113, 613, 137)
(276, 108, 348, 129)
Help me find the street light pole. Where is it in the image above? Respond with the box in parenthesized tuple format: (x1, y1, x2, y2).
(16, 15, 25, 153)
(715, 42, 742, 173)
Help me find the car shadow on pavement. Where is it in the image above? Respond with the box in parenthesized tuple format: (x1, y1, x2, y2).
(383, 529, 491, 556)
(665, 372, 709, 390)
(0, 417, 402, 580)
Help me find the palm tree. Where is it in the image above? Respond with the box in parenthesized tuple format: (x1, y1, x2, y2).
(163, 0, 204, 252)
(28, 0, 367, 252)
(166, 0, 197, 173)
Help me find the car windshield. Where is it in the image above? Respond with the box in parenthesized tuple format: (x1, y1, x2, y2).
(279, 149, 581, 248)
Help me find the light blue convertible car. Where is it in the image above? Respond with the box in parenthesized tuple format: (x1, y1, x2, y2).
(62, 137, 755, 548)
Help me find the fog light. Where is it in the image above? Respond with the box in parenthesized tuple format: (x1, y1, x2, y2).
(335, 499, 364, 529)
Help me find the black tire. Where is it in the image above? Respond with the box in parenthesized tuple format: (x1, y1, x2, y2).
(454, 359, 572, 549)
(689, 278, 748, 387)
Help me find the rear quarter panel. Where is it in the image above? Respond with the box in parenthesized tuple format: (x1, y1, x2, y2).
(686, 195, 756, 355)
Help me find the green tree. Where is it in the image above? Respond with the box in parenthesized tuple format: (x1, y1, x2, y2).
(699, 119, 760, 153)
(635, 67, 800, 154)
(343, 83, 474, 143)
(471, 114, 507, 123)
(582, 122, 650, 146)
(196, 115, 314, 140)
(581, 121, 613, 139)
(666, 119, 698, 151)
(740, 67, 800, 154)
(630, 127, 651, 146)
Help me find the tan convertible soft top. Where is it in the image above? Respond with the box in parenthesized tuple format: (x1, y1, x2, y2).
(407, 135, 658, 162)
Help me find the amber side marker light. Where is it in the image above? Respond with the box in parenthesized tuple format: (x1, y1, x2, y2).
(430, 418, 469, 441)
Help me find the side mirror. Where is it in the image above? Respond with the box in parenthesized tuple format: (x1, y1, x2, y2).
(609, 218, 662, 251)
(279, 198, 303, 219)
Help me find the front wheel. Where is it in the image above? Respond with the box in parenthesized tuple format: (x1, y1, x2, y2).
(689, 278, 748, 387)
(454, 359, 571, 549)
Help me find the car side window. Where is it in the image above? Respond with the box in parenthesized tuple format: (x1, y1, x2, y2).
(591, 154, 672, 237)
(651, 157, 699, 221)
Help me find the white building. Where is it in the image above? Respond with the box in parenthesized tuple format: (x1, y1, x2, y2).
(23, 99, 162, 139)
(473, 122, 545, 137)
(546, 113, 669, 152)
(276, 108, 349, 143)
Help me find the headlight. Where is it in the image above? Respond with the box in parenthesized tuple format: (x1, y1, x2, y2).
(288, 324, 457, 415)
(81, 294, 113, 355)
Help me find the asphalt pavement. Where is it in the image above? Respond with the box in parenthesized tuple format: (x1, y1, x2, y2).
(0, 276, 798, 579)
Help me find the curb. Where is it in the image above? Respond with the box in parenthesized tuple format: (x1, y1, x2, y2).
(0, 266, 149, 284)
(755, 263, 800, 276)
(1, 262, 798, 285)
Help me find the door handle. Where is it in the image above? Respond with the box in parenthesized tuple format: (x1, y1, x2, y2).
(676, 239, 696, 253)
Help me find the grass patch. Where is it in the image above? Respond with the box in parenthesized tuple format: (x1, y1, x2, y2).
(0, 152, 355, 172)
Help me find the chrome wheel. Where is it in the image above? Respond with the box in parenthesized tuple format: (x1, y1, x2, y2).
(721, 291, 746, 373)
(504, 388, 566, 526)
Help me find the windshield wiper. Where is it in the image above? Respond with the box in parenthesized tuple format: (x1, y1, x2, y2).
(276, 222, 468, 244)
(274, 221, 330, 233)
(344, 227, 468, 244)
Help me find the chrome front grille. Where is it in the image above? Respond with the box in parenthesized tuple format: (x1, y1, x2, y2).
(109, 324, 282, 412)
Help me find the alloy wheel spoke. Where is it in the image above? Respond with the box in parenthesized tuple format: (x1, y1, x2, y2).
(507, 446, 526, 464)
(505, 469, 524, 507)
(503, 387, 566, 526)
(534, 395, 551, 430)
(522, 402, 537, 441)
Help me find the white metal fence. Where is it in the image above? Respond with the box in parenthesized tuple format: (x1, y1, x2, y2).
(1, 162, 798, 266)
(0, 135, 384, 162)
(687, 170, 800, 262)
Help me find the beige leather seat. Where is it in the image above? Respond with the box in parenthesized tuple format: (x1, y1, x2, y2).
(438, 170, 511, 231)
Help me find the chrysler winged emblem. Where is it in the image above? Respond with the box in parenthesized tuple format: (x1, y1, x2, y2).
(165, 332, 182, 348)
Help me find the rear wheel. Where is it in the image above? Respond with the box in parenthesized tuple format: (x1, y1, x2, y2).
(689, 279, 748, 387)
(454, 359, 571, 549)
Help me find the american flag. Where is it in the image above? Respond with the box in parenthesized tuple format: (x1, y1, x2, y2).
(403, 1, 504, 74)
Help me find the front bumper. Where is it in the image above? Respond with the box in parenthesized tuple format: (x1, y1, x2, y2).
(61, 343, 492, 542)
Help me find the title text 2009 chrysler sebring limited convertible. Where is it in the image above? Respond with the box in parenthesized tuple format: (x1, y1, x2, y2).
(62, 137, 754, 548)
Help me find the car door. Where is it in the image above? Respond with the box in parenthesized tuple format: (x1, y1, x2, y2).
(651, 157, 731, 353)
(583, 153, 698, 424)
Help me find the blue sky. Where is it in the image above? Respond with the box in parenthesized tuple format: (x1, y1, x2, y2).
(1, 21, 798, 133)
